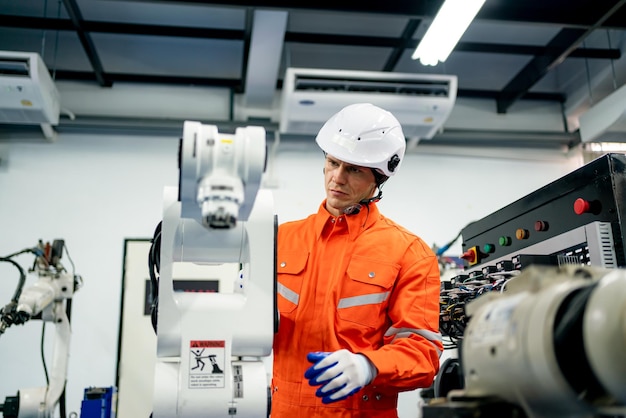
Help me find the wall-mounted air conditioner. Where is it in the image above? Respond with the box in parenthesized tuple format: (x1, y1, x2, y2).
(0, 50, 60, 125)
(279, 68, 457, 139)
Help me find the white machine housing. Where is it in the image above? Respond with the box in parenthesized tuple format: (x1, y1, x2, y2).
(456, 264, 626, 418)
(152, 122, 275, 418)
(279, 67, 457, 140)
(0, 50, 60, 125)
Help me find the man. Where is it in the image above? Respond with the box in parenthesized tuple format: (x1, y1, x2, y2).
(272, 103, 442, 418)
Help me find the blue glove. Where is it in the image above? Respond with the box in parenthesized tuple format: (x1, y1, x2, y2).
(305, 349, 377, 404)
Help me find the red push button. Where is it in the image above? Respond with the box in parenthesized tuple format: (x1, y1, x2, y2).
(574, 198, 591, 215)
(534, 221, 549, 231)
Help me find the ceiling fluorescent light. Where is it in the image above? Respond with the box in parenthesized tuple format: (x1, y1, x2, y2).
(412, 0, 486, 66)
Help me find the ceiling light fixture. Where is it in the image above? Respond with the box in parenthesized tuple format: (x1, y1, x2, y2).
(412, 0, 486, 66)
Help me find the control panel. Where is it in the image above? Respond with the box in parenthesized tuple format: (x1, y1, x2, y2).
(459, 153, 626, 273)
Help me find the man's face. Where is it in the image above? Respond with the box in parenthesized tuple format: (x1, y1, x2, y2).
(324, 155, 376, 217)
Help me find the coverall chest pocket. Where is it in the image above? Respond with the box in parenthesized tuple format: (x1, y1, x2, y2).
(276, 250, 308, 314)
(338, 257, 399, 328)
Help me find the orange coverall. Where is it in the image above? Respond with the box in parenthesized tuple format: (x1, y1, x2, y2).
(272, 201, 442, 418)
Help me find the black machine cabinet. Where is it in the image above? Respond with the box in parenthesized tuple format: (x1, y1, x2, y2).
(460, 153, 626, 272)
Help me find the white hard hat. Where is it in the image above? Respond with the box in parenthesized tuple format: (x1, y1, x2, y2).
(315, 103, 406, 177)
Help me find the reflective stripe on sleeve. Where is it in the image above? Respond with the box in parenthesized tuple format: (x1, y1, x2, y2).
(385, 326, 443, 355)
(277, 282, 299, 305)
(337, 291, 390, 309)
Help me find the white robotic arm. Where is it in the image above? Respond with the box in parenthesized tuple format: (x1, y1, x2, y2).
(13, 271, 74, 323)
(152, 122, 275, 418)
(0, 240, 82, 418)
(178, 121, 266, 228)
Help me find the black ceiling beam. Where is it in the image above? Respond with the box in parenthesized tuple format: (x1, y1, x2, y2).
(542, 0, 626, 72)
(105, 0, 626, 29)
(496, 0, 626, 114)
(0, 14, 73, 30)
(61, 0, 112, 87)
(53, 70, 242, 88)
(284, 32, 619, 60)
(496, 28, 587, 114)
(460, 88, 566, 103)
(0, 14, 245, 39)
(454, 41, 620, 60)
(87, 21, 244, 39)
(478, 1, 626, 30)
(102, 0, 441, 19)
(382, 19, 421, 72)
(0, 14, 619, 61)
(284, 32, 402, 48)
(239, 8, 254, 95)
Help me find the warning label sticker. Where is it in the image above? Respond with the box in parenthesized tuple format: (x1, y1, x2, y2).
(188, 340, 225, 389)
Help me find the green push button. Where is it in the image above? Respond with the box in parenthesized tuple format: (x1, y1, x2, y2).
(499, 236, 511, 246)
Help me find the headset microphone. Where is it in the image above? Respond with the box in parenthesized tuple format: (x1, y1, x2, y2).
(342, 189, 383, 215)
(342, 204, 362, 215)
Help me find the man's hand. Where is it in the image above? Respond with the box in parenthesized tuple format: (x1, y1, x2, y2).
(304, 349, 377, 404)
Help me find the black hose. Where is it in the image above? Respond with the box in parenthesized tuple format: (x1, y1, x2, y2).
(0, 257, 27, 303)
(148, 222, 162, 333)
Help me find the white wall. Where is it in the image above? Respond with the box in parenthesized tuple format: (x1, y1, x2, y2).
(0, 132, 583, 417)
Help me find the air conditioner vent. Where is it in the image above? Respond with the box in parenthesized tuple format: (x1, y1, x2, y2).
(293, 76, 452, 97)
(280, 68, 457, 139)
(0, 58, 30, 77)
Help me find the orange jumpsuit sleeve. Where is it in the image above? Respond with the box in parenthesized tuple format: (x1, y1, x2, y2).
(361, 239, 442, 391)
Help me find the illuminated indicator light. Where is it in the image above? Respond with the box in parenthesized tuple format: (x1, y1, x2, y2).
(483, 243, 495, 253)
(498, 236, 511, 246)
(221, 138, 233, 143)
(515, 229, 529, 240)
(534, 221, 549, 231)
(20, 99, 33, 107)
(574, 198, 591, 215)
